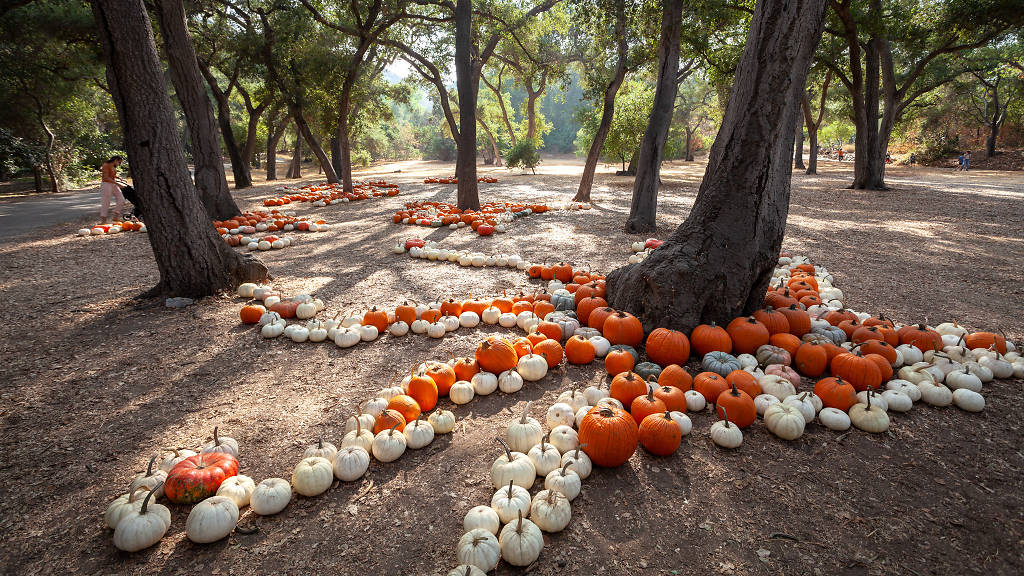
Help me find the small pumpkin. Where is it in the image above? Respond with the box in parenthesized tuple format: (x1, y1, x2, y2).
(710, 407, 743, 448)
(165, 452, 239, 505)
(638, 411, 682, 456)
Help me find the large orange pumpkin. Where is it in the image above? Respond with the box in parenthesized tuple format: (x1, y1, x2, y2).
(638, 412, 682, 456)
(794, 341, 830, 377)
(579, 406, 638, 467)
(609, 371, 647, 407)
(475, 337, 519, 374)
(778, 304, 811, 336)
(602, 312, 644, 348)
(165, 453, 239, 504)
(725, 316, 770, 355)
(587, 307, 617, 331)
(814, 376, 858, 411)
(406, 375, 438, 411)
(576, 296, 608, 324)
(533, 339, 564, 369)
(564, 335, 596, 365)
(690, 323, 732, 356)
(645, 328, 690, 367)
(829, 351, 882, 392)
(657, 364, 692, 390)
(715, 384, 756, 428)
(753, 307, 790, 335)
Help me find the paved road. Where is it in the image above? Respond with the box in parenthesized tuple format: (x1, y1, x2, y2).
(0, 187, 100, 241)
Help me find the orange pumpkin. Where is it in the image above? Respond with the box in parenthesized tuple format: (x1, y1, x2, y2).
(535, 321, 563, 342)
(813, 377, 858, 411)
(753, 307, 790, 335)
(694, 372, 729, 405)
(769, 332, 802, 357)
(575, 296, 607, 324)
(587, 307, 617, 331)
(725, 316, 770, 355)
(690, 323, 732, 356)
(363, 307, 389, 332)
(564, 335, 596, 365)
(645, 328, 690, 367)
(395, 302, 417, 325)
(452, 355, 479, 381)
(794, 341, 829, 377)
(964, 331, 1007, 354)
(829, 351, 883, 392)
(407, 375, 439, 411)
(373, 408, 408, 433)
(715, 384, 756, 428)
(424, 362, 456, 396)
(604, 348, 636, 376)
(240, 305, 265, 324)
(638, 412, 682, 456)
(533, 339, 564, 369)
(602, 312, 644, 348)
(609, 371, 647, 407)
(475, 337, 519, 374)
(578, 406, 638, 467)
(653, 386, 686, 412)
(657, 364, 693, 390)
(725, 369, 761, 399)
(630, 389, 667, 426)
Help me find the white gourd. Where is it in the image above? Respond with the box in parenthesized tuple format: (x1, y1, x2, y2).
(449, 380, 475, 405)
(464, 505, 501, 535)
(498, 370, 525, 393)
(249, 478, 291, 515)
(291, 457, 334, 497)
(215, 475, 255, 508)
(457, 529, 501, 573)
(527, 435, 562, 477)
(560, 447, 592, 479)
(498, 512, 544, 566)
(529, 489, 572, 533)
(506, 402, 543, 452)
(764, 403, 806, 440)
(490, 480, 531, 524)
(546, 403, 576, 429)
(548, 425, 579, 454)
(185, 496, 239, 544)
(952, 388, 985, 412)
(471, 372, 498, 396)
(491, 438, 536, 489)
(371, 426, 407, 462)
(404, 416, 435, 449)
(817, 407, 851, 431)
(544, 461, 581, 501)
(333, 446, 370, 481)
(428, 409, 456, 434)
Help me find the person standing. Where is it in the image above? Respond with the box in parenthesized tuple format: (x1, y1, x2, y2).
(957, 153, 964, 171)
(963, 151, 971, 171)
(100, 155, 126, 223)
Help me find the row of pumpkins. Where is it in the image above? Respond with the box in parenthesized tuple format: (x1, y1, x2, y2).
(395, 239, 532, 269)
(391, 200, 552, 235)
(263, 180, 400, 207)
(215, 212, 330, 250)
(424, 176, 499, 184)
(77, 221, 146, 236)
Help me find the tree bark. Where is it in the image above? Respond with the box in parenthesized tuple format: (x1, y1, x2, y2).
(454, 0, 480, 210)
(793, 119, 805, 169)
(685, 127, 697, 161)
(805, 117, 818, 174)
(197, 61, 253, 189)
(605, 0, 828, 332)
(32, 164, 43, 193)
(291, 104, 339, 183)
(154, 0, 237, 219)
(91, 0, 266, 297)
(574, 0, 628, 203)
(266, 111, 289, 181)
(801, 71, 830, 175)
(337, 80, 356, 192)
(287, 123, 302, 179)
(622, 0, 684, 234)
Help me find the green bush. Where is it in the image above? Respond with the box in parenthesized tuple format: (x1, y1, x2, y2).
(505, 138, 542, 174)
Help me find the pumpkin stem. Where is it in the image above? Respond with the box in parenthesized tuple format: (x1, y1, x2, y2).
(145, 454, 157, 476)
(317, 437, 323, 449)
(496, 437, 513, 461)
(574, 444, 586, 459)
(541, 433, 549, 451)
(213, 426, 220, 446)
(506, 479, 516, 503)
(560, 460, 573, 476)
(720, 406, 731, 428)
(519, 401, 532, 425)
(140, 482, 163, 515)
(389, 423, 400, 436)
(516, 510, 524, 533)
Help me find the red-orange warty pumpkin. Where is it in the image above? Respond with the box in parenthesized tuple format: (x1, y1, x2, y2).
(645, 328, 690, 367)
(602, 312, 644, 348)
(638, 412, 682, 456)
(165, 453, 239, 504)
(725, 316, 770, 356)
(579, 406, 638, 467)
(240, 305, 265, 324)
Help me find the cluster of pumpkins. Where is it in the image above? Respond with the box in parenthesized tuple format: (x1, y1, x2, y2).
(395, 239, 531, 270)
(215, 212, 330, 250)
(423, 176, 499, 184)
(77, 221, 146, 236)
(628, 237, 664, 263)
(391, 201, 551, 236)
(262, 180, 400, 207)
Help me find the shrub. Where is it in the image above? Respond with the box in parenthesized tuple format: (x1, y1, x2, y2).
(505, 138, 542, 174)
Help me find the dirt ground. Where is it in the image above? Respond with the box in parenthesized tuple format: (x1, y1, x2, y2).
(0, 157, 1022, 576)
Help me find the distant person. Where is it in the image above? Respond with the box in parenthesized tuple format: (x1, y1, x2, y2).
(885, 152, 892, 164)
(837, 148, 844, 162)
(963, 151, 971, 171)
(909, 153, 916, 165)
(100, 155, 127, 223)
(957, 153, 964, 171)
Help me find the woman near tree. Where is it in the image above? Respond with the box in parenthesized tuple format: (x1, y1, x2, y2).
(99, 155, 126, 223)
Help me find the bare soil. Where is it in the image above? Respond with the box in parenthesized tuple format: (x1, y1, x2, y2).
(0, 158, 1022, 576)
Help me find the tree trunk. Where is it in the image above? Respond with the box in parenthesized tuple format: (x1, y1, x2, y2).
(287, 124, 302, 179)
(337, 81, 355, 193)
(32, 165, 43, 193)
(802, 93, 817, 174)
(622, 0, 684, 234)
(793, 119, 805, 169)
(292, 105, 339, 183)
(986, 90, 1001, 157)
(266, 112, 288, 181)
(605, 0, 828, 332)
(575, 5, 628, 204)
(154, 0, 237, 219)
(198, 62, 253, 190)
(685, 128, 695, 161)
(91, 0, 266, 297)
(242, 106, 264, 171)
(454, 0, 480, 210)
(987, 122, 998, 158)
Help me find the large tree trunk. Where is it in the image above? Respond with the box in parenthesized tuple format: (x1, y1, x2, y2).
(287, 124, 302, 179)
(986, 90, 1001, 158)
(685, 128, 696, 161)
(91, 0, 266, 297)
(32, 165, 43, 193)
(241, 106, 265, 171)
(622, 0, 684, 234)
(198, 62, 253, 190)
(794, 119, 805, 169)
(266, 112, 288, 181)
(605, 0, 828, 332)
(454, 0, 480, 210)
(292, 105, 339, 183)
(337, 82, 355, 193)
(575, 4, 628, 204)
(802, 92, 818, 174)
(154, 0, 237, 220)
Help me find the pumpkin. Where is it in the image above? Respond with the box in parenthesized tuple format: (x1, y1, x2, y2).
(849, 391, 890, 433)
(492, 438, 536, 488)
(778, 304, 811, 336)
(645, 328, 690, 367)
(560, 446, 592, 480)
(638, 411, 682, 456)
(830, 351, 883, 392)
(386, 395, 421, 424)
(578, 406, 638, 467)
(428, 409, 457, 434)
(249, 478, 291, 515)
(715, 384, 756, 428)
(373, 408, 407, 433)
(499, 511, 544, 566)
(424, 361, 456, 396)
(165, 453, 239, 505)
(952, 388, 985, 412)
(333, 446, 370, 481)
(201, 426, 239, 458)
(964, 331, 1007, 354)
(609, 371, 646, 407)
(457, 529, 501, 572)
(576, 296, 608, 324)
(112, 485, 170, 552)
(565, 335, 596, 364)
(533, 339, 564, 368)
(240, 305, 266, 324)
(407, 373, 439, 411)
(464, 505, 501, 535)
(653, 385, 687, 412)
(818, 407, 851, 430)
(691, 323, 732, 355)
(753, 307, 790, 335)
(602, 312, 644, 348)
(770, 332, 802, 357)
(506, 402, 544, 452)
(726, 316, 770, 355)
(362, 307, 389, 332)
(898, 323, 942, 352)
(630, 389, 667, 425)
(491, 480, 532, 525)
(587, 307, 617, 330)
(702, 351, 742, 376)
(859, 340, 899, 365)
(725, 370, 761, 398)
(764, 403, 806, 440)
(372, 424, 407, 462)
(451, 355, 480, 381)
(634, 361, 662, 381)
(657, 364, 692, 390)
(813, 376, 858, 411)
(527, 434, 562, 477)
(395, 301, 418, 324)
(544, 460, 582, 501)
(794, 341, 829, 376)
(548, 424, 579, 454)
(710, 407, 743, 448)
(185, 495, 239, 544)
(604, 348, 636, 375)
(530, 489, 572, 533)
(475, 337, 519, 374)
(694, 372, 729, 405)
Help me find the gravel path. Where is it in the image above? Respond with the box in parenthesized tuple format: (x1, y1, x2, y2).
(0, 158, 1021, 576)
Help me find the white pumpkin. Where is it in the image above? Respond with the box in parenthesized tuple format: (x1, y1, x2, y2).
(216, 475, 255, 508)
(404, 416, 435, 449)
(481, 306, 502, 325)
(527, 435, 562, 477)
(185, 495, 239, 544)
(333, 446, 370, 481)
(291, 456, 334, 497)
(754, 393, 780, 416)
(346, 408, 377, 434)
(849, 394, 890, 433)
(112, 488, 171, 552)
(440, 314, 460, 332)
(818, 407, 851, 431)
(559, 447, 592, 479)
(764, 403, 806, 440)
(574, 405, 593, 428)
(855, 390, 888, 412)
(498, 312, 519, 328)
(358, 324, 379, 341)
(129, 456, 167, 498)
(918, 376, 953, 407)
(546, 402, 576, 429)
(471, 372, 498, 396)
(896, 344, 924, 365)
(428, 409, 456, 434)
(371, 426, 407, 462)
(389, 321, 410, 336)
(583, 382, 610, 405)
(684, 389, 707, 412)
(556, 389, 589, 412)
(449, 380, 475, 405)
(667, 410, 692, 436)
(548, 425, 579, 454)
(303, 438, 338, 461)
(498, 369, 525, 393)
(885, 379, 922, 401)
(710, 413, 743, 448)
(491, 438, 536, 489)
(105, 487, 160, 530)
(882, 389, 913, 413)
(544, 461, 581, 501)
(517, 354, 548, 381)
(589, 336, 611, 357)
(758, 374, 797, 400)
(978, 355, 1013, 379)
(952, 388, 985, 412)
(427, 321, 447, 338)
(782, 393, 816, 423)
(459, 311, 481, 328)
(410, 318, 431, 334)
(596, 397, 624, 410)
(201, 427, 239, 458)
(342, 419, 375, 453)
(464, 505, 501, 535)
(490, 480, 532, 524)
(506, 402, 543, 452)
(963, 361, 994, 383)
(499, 512, 544, 566)
(249, 478, 291, 515)
(456, 529, 501, 573)
(529, 489, 571, 533)
(334, 326, 361, 347)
